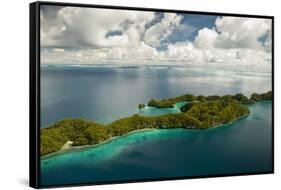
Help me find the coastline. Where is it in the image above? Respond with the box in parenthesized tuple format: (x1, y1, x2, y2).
(41, 128, 157, 160)
(40, 99, 272, 185)
(41, 96, 271, 159)
(208, 113, 250, 130)
(41, 114, 250, 160)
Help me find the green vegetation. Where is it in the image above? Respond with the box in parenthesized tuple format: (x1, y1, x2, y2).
(41, 91, 271, 156)
(196, 95, 207, 102)
(205, 95, 221, 101)
(241, 98, 255, 105)
(181, 99, 249, 128)
(143, 91, 272, 108)
(40, 119, 97, 156)
(166, 93, 195, 102)
(147, 99, 174, 108)
(180, 102, 195, 112)
(146, 94, 196, 108)
(138, 104, 145, 109)
(251, 91, 272, 101)
(41, 113, 202, 156)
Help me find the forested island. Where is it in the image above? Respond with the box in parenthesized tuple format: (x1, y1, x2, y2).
(142, 91, 272, 109)
(41, 91, 272, 157)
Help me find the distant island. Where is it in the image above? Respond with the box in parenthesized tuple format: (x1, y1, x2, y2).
(41, 91, 272, 157)
(141, 91, 272, 109)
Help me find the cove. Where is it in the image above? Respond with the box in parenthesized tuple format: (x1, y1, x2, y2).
(138, 101, 188, 116)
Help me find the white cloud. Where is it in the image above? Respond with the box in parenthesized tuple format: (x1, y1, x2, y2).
(143, 13, 183, 47)
(41, 41, 161, 64)
(193, 17, 271, 50)
(106, 41, 160, 60)
(194, 27, 218, 49)
(41, 6, 155, 48)
(165, 17, 272, 65)
(214, 17, 271, 49)
(52, 48, 65, 52)
(40, 7, 272, 68)
(264, 29, 272, 52)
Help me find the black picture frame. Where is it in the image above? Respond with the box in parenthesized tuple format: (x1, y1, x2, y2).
(29, 1, 274, 188)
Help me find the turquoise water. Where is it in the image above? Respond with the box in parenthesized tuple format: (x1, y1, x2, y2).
(41, 101, 272, 186)
(138, 101, 188, 116)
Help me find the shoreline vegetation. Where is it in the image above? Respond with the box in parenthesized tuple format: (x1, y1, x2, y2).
(41, 91, 272, 157)
(41, 128, 156, 159)
(142, 91, 272, 109)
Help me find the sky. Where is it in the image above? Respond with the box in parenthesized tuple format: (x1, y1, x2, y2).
(40, 5, 272, 68)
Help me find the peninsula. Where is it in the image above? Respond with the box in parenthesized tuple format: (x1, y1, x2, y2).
(41, 91, 272, 157)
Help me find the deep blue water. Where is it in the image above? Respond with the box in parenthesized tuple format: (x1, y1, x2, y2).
(40, 65, 272, 186)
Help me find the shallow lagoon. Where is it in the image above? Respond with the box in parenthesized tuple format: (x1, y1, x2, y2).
(138, 101, 188, 116)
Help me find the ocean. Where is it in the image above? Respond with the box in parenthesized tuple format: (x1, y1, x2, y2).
(41, 65, 271, 126)
(40, 65, 272, 186)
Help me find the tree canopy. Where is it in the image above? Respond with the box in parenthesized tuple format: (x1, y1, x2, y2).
(41, 91, 271, 156)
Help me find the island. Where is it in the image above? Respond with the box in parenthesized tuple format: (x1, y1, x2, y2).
(138, 104, 145, 109)
(41, 91, 272, 157)
(139, 91, 272, 109)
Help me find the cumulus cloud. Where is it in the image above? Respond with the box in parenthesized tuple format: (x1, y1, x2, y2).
(214, 17, 271, 49)
(41, 6, 155, 48)
(143, 13, 183, 47)
(194, 28, 218, 49)
(41, 42, 162, 63)
(193, 17, 271, 50)
(40, 6, 272, 68)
